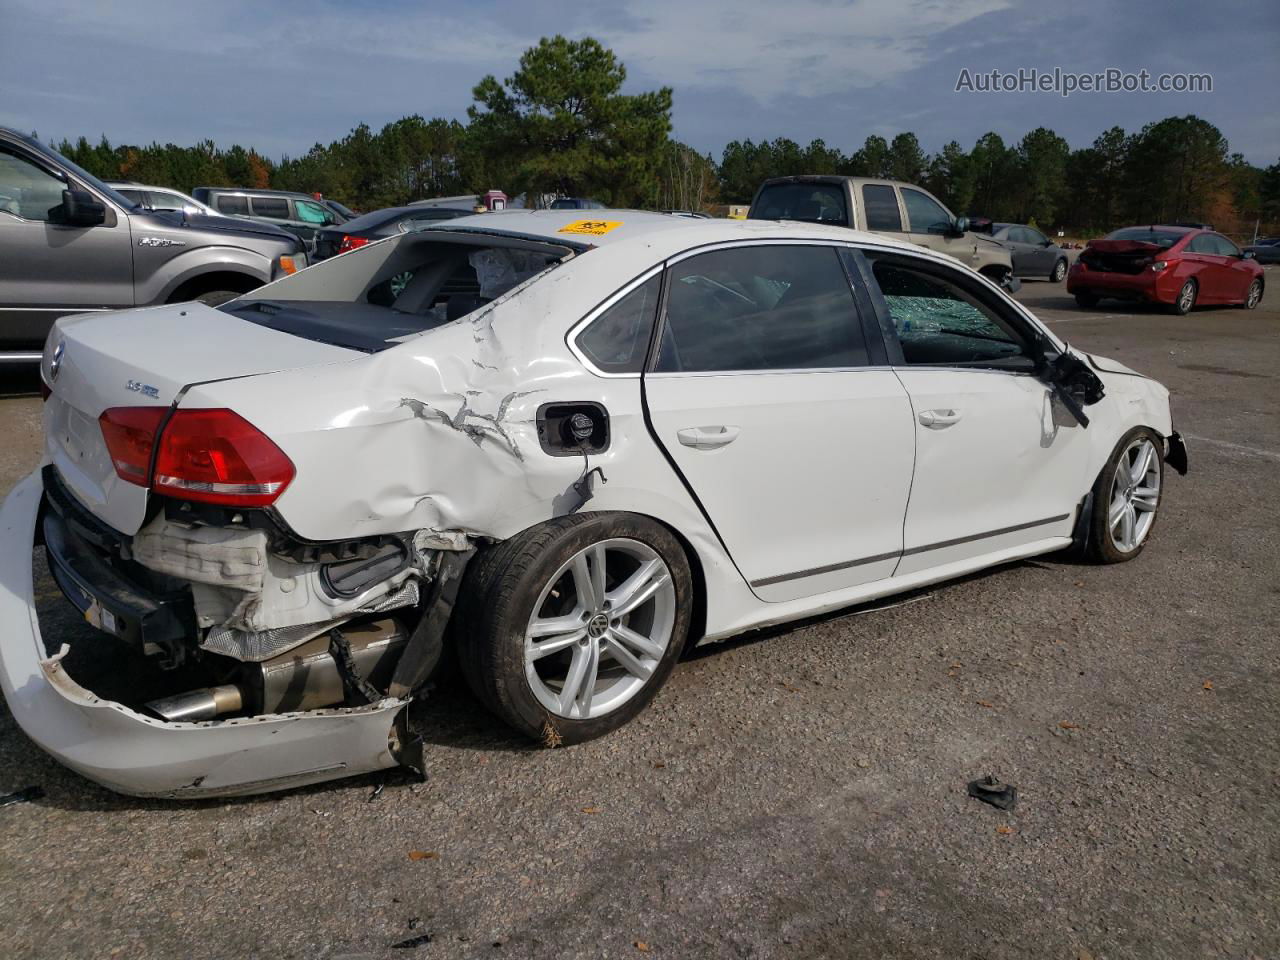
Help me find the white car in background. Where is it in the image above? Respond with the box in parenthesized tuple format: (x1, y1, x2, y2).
(104, 181, 218, 217)
(0, 210, 1187, 798)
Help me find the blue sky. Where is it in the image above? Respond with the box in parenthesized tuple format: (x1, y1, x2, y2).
(3, 0, 1276, 164)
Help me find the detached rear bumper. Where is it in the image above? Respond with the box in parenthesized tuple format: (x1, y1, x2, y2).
(0, 470, 410, 798)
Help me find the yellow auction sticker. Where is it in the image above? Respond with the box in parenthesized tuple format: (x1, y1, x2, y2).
(558, 219, 623, 237)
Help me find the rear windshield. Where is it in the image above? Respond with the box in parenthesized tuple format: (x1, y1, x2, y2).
(1106, 227, 1185, 248)
(751, 183, 848, 225)
(225, 236, 570, 352)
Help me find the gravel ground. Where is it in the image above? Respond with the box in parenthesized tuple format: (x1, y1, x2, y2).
(1, 274, 1277, 960)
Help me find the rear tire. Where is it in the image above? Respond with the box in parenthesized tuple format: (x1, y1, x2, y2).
(1074, 293, 1100, 308)
(1169, 279, 1197, 315)
(1086, 427, 1164, 564)
(1051, 258, 1068, 283)
(194, 290, 240, 307)
(455, 513, 692, 745)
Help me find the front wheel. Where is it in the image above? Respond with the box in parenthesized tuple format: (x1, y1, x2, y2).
(1240, 278, 1263, 309)
(1051, 258, 1068, 283)
(1086, 428, 1164, 564)
(455, 513, 692, 744)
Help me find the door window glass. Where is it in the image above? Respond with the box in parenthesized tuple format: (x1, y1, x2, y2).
(250, 196, 290, 219)
(871, 258, 1032, 369)
(216, 195, 249, 215)
(1025, 227, 1048, 246)
(576, 274, 661, 374)
(116, 188, 146, 206)
(0, 150, 66, 221)
(295, 199, 333, 224)
(902, 189, 953, 235)
(861, 184, 902, 231)
(147, 191, 190, 211)
(655, 245, 867, 372)
(1209, 234, 1240, 256)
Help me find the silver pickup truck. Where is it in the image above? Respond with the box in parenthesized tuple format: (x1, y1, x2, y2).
(0, 128, 307, 362)
(749, 175, 1016, 289)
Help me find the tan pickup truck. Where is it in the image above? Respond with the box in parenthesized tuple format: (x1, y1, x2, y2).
(749, 175, 1016, 289)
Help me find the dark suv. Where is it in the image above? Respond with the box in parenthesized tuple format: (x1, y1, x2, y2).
(0, 128, 307, 362)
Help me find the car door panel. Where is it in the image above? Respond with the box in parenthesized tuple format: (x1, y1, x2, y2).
(640, 242, 916, 603)
(864, 253, 1090, 576)
(891, 369, 1087, 575)
(646, 370, 916, 600)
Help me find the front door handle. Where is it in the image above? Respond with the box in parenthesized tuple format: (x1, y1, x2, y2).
(677, 425, 740, 450)
(918, 409, 962, 428)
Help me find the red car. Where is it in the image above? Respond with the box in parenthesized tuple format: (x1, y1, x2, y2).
(1068, 225, 1265, 314)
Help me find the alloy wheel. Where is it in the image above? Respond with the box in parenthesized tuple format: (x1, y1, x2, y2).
(1108, 437, 1161, 553)
(1052, 259, 1067, 282)
(524, 538, 676, 720)
(1178, 282, 1196, 313)
(1246, 280, 1262, 309)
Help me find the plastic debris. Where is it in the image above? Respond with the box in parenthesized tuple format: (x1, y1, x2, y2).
(0, 786, 45, 808)
(967, 775, 1018, 811)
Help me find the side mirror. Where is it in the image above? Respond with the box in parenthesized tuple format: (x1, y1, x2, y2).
(1041, 238, 1054, 247)
(951, 216, 969, 236)
(1242, 250, 1255, 260)
(50, 189, 106, 227)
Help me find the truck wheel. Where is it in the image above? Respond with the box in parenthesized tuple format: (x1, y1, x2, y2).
(195, 290, 240, 307)
(455, 513, 692, 745)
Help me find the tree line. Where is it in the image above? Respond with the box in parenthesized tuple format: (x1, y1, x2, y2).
(48, 36, 1280, 235)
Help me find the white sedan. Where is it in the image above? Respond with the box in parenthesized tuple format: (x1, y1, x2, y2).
(0, 210, 1186, 797)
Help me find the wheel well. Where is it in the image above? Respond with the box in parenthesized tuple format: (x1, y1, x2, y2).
(166, 271, 262, 304)
(655, 519, 708, 651)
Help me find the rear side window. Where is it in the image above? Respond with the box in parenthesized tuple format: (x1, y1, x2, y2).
(655, 245, 867, 372)
(575, 274, 661, 374)
(751, 183, 848, 225)
(250, 196, 290, 218)
(902, 189, 953, 234)
(216, 195, 249, 215)
(871, 258, 1031, 369)
(861, 185, 902, 231)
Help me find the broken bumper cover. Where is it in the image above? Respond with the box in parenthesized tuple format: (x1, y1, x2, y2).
(0, 470, 411, 799)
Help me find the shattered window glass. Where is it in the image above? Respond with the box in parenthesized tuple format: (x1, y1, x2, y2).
(576, 274, 661, 374)
(469, 248, 556, 299)
(655, 245, 867, 372)
(871, 259, 1031, 368)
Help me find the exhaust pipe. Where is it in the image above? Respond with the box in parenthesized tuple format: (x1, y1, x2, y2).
(145, 619, 408, 722)
(146, 684, 243, 722)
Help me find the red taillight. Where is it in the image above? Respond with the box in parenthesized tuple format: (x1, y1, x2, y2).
(99, 407, 166, 484)
(99, 406, 293, 507)
(153, 409, 294, 507)
(337, 234, 370, 255)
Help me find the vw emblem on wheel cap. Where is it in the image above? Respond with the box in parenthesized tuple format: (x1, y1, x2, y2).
(48, 341, 65, 381)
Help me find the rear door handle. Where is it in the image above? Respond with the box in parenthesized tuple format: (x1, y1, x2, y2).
(918, 409, 962, 428)
(677, 425, 740, 449)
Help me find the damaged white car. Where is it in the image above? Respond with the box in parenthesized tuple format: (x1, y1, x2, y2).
(0, 210, 1187, 797)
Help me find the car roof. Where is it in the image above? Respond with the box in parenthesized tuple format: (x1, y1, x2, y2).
(1114, 224, 1198, 235)
(759, 175, 923, 190)
(194, 187, 319, 199)
(417, 208, 922, 258)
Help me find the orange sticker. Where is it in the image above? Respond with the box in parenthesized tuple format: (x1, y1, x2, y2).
(558, 219, 623, 237)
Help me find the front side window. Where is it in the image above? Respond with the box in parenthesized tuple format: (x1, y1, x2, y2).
(148, 191, 190, 211)
(0, 149, 66, 221)
(861, 184, 902, 231)
(655, 245, 867, 373)
(296, 199, 334, 225)
(1209, 234, 1240, 256)
(1025, 227, 1049, 246)
(250, 196, 290, 219)
(871, 258, 1032, 369)
(902, 188, 953, 235)
(751, 183, 848, 225)
(216, 195, 249, 215)
(576, 274, 661, 374)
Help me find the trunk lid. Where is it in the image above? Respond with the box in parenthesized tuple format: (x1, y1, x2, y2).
(43, 302, 360, 535)
(1080, 240, 1162, 274)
